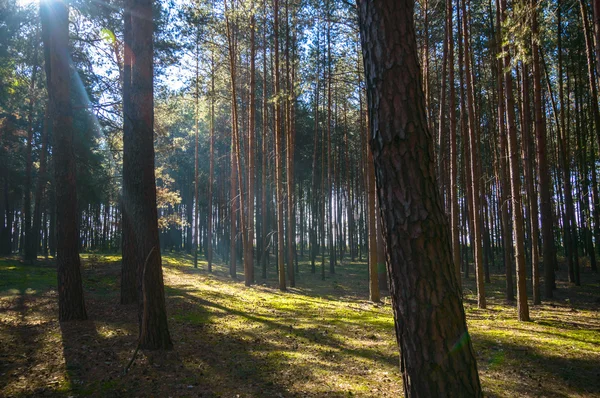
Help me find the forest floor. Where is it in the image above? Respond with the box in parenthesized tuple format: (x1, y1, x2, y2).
(0, 252, 599, 397)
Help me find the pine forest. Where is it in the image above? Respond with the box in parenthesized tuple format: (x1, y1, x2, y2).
(1, 0, 599, 396)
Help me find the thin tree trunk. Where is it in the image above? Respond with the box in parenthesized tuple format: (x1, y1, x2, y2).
(558, 2, 580, 285)
(121, 5, 137, 305)
(273, 0, 286, 291)
(24, 50, 39, 263)
(247, 11, 256, 286)
(261, 0, 268, 279)
(31, 108, 50, 263)
(520, 63, 541, 305)
(580, 0, 600, 154)
(285, 0, 295, 286)
(462, 0, 486, 309)
(208, 49, 215, 273)
(327, 5, 335, 275)
(194, 33, 200, 269)
(448, 0, 461, 285)
(367, 145, 379, 303)
(531, 0, 557, 297)
(500, 0, 530, 321)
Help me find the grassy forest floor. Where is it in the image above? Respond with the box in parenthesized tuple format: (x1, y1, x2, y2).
(0, 252, 599, 397)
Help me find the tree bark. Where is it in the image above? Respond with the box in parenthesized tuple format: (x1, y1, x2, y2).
(495, 14, 514, 301)
(121, 5, 137, 305)
(358, 1, 483, 395)
(447, 0, 461, 285)
(41, 0, 87, 321)
(285, 0, 295, 287)
(273, 0, 286, 291)
(261, 0, 268, 279)
(367, 145, 379, 303)
(531, 0, 557, 297)
(500, 0, 530, 321)
(208, 49, 215, 273)
(462, 0, 486, 309)
(520, 63, 541, 305)
(31, 108, 50, 264)
(24, 51, 39, 264)
(127, 0, 172, 349)
(194, 32, 200, 269)
(247, 12, 256, 286)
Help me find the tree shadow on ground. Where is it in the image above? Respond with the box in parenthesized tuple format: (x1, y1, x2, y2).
(51, 260, 300, 397)
(165, 283, 399, 371)
(0, 289, 46, 394)
(474, 332, 600, 397)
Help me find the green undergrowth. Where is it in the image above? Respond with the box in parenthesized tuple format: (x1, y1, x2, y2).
(0, 254, 599, 397)
(0, 257, 56, 296)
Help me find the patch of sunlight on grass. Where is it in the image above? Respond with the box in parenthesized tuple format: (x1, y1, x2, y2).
(55, 378, 72, 394)
(0, 259, 56, 296)
(461, 266, 600, 397)
(5, 252, 593, 397)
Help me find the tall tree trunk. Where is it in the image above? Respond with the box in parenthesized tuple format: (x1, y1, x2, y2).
(261, 0, 268, 279)
(310, 34, 320, 274)
(285, 0, 295, 286)
(247, 11, 256, 286)
(495, 17, 514, 301)
(531, 0, 557, 297)
(230, 132, 238, 278)
(24, 51, 39, 264)
(520, 63, 541, 305)
(121, 5, 137, 305)
(580, 0, 600, 154)
(31, 108, 50, 263)
(41, 0, 87, 321)
(208, 49, 215, 273)
(448, 0, 461, 284)
(558, 2, 580, 285)
(437, 2, 448, 197)
(327, 4, 335, 275)
(194, 33, 200, 269)
(500, 0, 530, 321)
(458, 0, 473, 280)
(367, 145, 379, 303)
(127, 0, 172, 349)
(462, 0, 486, 309)
(273, 0, 286, 291)
(225, 0, 249, 282)
(358, 1, 483, 395)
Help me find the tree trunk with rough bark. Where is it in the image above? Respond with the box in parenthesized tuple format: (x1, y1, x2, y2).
(462, 0, 486, 309)
(274, 0, 286, 291)
(41, 0, 87, 322)
(358, 1, 483, 395)
(127, 0, 172, 349)
(500, 0, 530, 321)
(531, 0, 556, 297)
(121, 5, 137, 305)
